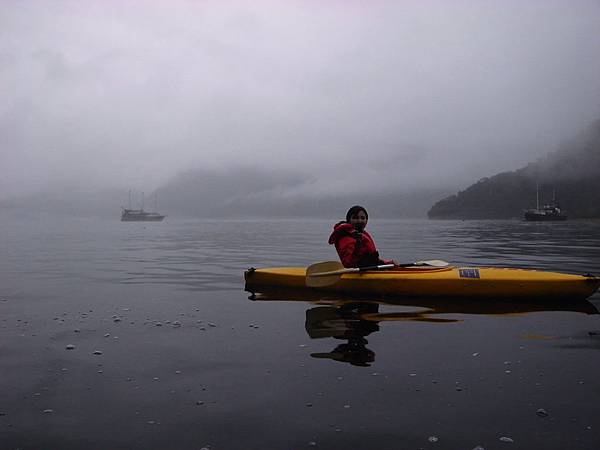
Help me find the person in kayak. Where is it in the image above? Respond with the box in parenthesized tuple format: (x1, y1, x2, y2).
(328, 205, 396, 268)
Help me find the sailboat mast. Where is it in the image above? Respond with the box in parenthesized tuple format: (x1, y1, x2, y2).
(536, 182, 539, 210)
(128, 189, 132, 209)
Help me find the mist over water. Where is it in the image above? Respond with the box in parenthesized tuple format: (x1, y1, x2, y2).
(3, 217, 600, 293)
(2, 1, 600, 201)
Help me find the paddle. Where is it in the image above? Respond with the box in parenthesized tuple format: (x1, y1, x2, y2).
(306, 259, 449, 288)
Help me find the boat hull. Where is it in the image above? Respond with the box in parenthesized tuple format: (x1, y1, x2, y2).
(524, 212, 567, 221)
(121, 215, 165, 222)
(244, 266, 600, 300)
(121, 208, 166, 221)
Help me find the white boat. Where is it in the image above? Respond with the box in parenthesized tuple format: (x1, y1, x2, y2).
(121, 190, 166, 222)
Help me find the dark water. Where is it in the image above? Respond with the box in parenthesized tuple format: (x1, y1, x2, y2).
(1, 216, 600, 450)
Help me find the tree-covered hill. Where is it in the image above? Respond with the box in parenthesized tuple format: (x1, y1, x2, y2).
(428, 120, 600, 219)
(154, 166, 450, 219)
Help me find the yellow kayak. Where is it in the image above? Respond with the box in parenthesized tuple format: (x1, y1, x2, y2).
(244, 265, 600, 300)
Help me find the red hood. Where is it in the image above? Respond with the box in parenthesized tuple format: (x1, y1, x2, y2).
(328, 222, 356, 245)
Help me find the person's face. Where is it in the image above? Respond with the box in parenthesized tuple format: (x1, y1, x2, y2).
(350, 211, 368, 231)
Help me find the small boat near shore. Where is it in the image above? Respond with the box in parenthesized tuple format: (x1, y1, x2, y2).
(121, 190, 166, 222)
(524, 205, 567, 221)
(244, 263, 600, 300)
(524, 185, 567, 221)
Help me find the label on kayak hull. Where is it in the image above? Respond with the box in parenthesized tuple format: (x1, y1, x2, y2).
(459, 268, 480, 279)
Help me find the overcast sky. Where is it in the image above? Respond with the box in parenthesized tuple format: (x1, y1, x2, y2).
(2, 0, 600, 199)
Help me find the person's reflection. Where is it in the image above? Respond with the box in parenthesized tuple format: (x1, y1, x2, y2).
(306, 302, 380, 367)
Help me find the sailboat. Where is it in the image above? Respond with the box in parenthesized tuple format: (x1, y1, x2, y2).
(121, 190, 166, 222)
(524, 184, 567, 221)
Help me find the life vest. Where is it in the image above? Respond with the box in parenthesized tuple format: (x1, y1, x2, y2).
(328, 222, 382, 268)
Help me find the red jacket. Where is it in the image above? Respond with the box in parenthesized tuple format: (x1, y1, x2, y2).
(328, 222, 391, 268)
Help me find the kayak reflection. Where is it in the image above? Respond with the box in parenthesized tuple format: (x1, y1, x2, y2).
(247, 287, 599, 317)
(247, 288, 598, 366)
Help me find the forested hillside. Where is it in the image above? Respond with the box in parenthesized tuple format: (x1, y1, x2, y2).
(428, 120, 600, 219)
(155, 167, 450, 219)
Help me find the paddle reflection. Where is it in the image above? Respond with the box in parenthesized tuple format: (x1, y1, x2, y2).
(306, 303, 379, 367)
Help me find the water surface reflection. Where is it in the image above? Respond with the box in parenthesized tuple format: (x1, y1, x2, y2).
(248, 288, 598, 366)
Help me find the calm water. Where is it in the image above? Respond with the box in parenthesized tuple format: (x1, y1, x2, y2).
(1, 216, 600, 450)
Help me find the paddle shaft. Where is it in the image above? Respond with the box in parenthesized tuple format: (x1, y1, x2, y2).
(304, 259, 450, 287)
(310, 263, 395, 278)
(308, 260, 449, 279)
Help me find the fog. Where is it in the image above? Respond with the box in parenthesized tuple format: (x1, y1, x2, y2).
(2, 0, 600, 204)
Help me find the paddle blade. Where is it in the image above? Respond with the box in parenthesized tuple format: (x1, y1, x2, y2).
(414, 259, 449, 267)
(306, 261, 346, 288)
(306, 261, 345, 276)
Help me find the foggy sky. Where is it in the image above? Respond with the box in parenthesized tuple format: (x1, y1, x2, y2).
(2, 0, 600, 200)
